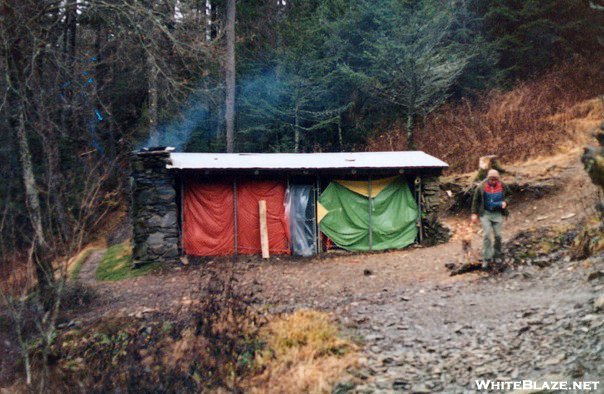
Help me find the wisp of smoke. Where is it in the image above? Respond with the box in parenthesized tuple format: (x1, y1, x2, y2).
(139, 69, 284, 152)
(141, 96, 209, 151)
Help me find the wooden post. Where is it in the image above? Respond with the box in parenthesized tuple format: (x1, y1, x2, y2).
(479, 155, 497, 171)
(286, 176, 291, 254)
(259, 200, 269, 259)
(477, 155, 505, 181)
(368, 176, 373, 251)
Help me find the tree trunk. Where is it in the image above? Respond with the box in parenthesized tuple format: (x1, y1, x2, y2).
(62, 1, 78, 138)
(224, 0, 236, 153)
(147, 54, 159, 140)
(16, 109, 53, 303)
(43, 121, 69, 240)
(337, 114, 343, 151)
(205, 0, 212, 42)
(294, 102, 300, 152)
(406, 113, 415, 150)
(94, 25, 113, 158)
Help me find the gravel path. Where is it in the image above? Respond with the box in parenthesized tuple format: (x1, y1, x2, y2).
(343, 256, 604, 393)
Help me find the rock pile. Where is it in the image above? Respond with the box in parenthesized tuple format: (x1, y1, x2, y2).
(504, 225, 577, 267)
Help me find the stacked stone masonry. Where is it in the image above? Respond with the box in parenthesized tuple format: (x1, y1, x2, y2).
(130, 150, 180, 267)
(421, 176, 451, 246)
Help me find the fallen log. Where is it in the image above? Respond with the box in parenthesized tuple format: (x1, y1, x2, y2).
(442, 178, 559, 212)
(442, 156, 560, 212)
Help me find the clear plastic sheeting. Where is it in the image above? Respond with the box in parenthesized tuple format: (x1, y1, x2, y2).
(285, 185, 316, 256)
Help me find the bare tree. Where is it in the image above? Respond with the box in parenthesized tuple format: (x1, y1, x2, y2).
(225, 0, 236, 152)
(147, 51, 160, 138)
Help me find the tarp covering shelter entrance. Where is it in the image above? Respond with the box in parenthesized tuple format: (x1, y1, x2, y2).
(236, 180, 290, 255)
(182, 179, 290, 256)
(318, 176, 418, 251)
(182, 180, 235, 255)
(286, 185, 316, 256)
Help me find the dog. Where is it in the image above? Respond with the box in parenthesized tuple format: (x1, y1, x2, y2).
(459, 222, 480, 266)
(447, 221, 482, 275)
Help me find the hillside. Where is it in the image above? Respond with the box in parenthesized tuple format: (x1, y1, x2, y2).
(369, 61, 604, 173)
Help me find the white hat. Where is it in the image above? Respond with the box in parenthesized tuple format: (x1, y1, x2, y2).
(487, 169, 500, 179)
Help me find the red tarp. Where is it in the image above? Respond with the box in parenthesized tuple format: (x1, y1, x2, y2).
(236, 180, 290, 255)
(182, 180, 235, 256)
(182, 179, 290, 256)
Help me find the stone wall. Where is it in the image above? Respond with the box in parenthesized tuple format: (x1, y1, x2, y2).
(130, 150, 179, 267)
(421, 176, 451, 246)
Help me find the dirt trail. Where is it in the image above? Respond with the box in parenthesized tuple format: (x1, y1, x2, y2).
(77, 249, 104, 286)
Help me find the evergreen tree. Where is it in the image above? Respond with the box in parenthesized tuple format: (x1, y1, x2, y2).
(473, 0, 603, 84)
(341, 0, 473, 149)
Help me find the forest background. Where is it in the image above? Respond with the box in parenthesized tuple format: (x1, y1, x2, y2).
(1, 0, 603, 267)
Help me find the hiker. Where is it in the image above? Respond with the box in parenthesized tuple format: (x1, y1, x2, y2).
(471, 169, 510, 268)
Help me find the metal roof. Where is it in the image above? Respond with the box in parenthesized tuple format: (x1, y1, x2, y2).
(168, 151, 448, 170)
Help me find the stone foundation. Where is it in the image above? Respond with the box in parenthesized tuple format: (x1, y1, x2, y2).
(421, 176, 451, 246)
(130, 149, 179, 267)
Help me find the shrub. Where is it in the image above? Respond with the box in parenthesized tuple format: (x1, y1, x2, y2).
(50, 265, 263, 393)
(60, 282, 97, 311)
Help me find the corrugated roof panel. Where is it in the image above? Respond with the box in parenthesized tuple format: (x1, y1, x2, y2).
(167, 151, 448, 170)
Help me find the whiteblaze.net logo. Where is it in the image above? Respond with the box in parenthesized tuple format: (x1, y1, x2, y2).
(475, 380, 600, 391)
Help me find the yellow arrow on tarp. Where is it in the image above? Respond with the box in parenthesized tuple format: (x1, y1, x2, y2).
(317, 202, 328, 223)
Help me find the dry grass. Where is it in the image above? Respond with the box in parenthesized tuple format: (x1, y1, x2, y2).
(368, 58, 604, 173)
(1, 240, 108, 295)
(38, 309, 357, 393)
(248, 309, 358, 394)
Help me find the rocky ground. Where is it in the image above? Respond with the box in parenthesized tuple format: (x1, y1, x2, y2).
(340, 254, 604, 393)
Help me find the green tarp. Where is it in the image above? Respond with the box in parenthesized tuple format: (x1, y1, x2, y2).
(319, 177, 418, 251)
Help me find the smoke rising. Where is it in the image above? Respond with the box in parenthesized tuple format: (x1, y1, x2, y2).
(138, 71, 286, 152)
(140, 95, 210, 152)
